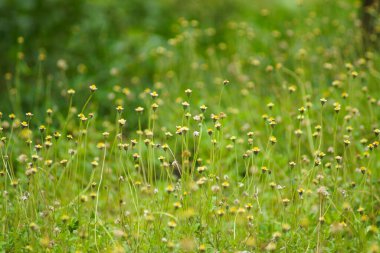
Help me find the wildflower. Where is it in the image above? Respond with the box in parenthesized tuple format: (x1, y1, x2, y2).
(196, 177, 207, 186)
(267, 102, 274, 110)
(282, 223, 291, 232)
(143, 139, 150, 146)
(39, 125, 46, 133)
(185, 89, 192, 97)
(135, 107, 144, 113)
(182, 101, 190, 109)
(150, 91, 158, 99)
(25, 112, 33, 119)
(29, 222, 39, 231)
(294, 129, 303, 136)
(46, 109, 53, 116)
(335, 156, 342, 163)
(167, 220, 177, 229)
(118, 118, 126, 126)
(216, 209, 225, 216)
(89, 84, 97, 92)
(287, 85, 297, 93)
(197, 166, 207, 173)
(67, 89, 75, 95)
(132, 153, 140, 160)
(116, 105, 124, 113)
(8, 113, 16, 121)
(269, 120, 277, 128)
(25, 167, 37, 176)
(151, 103, 159, 111)
(272, 232, 282, 240)
(317, 186, 329, 197)
(97, 142, 106, 149)
(282, 198, 290, 206)
(334, 103, 341, 113)
(332, 80, 342, 88)
(298, 188, 304, 196)
(211, 185, 220, 193)
(166, 184, 175, 193)
(53, 132, 61, 140)
(91, 160, 99, 168)
(176, 126, 189, 135)
(11, 180, 18, 187)
(210, 114, 219, 122)
(35, 144, 43, 151)
(60, 159, 68, 166)
(80, 195, 88, 202)
(237, 207, 246, 214)
(21, 121, 28, 128)
(221, 181, 230, 188)
(130, 139, 138, 147)
(90, 192, 97, 199)
(45, 160, 53, 167)
(193, 114, 202, 121)
(173, 202, 182, 209)
(269, 136, 277, 144)
(200, 104, 207, 112)
(320, 98, 327, 106)
(265, 242, 277, 251)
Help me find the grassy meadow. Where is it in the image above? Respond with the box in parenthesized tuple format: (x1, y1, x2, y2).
(1, 0, 380, 252)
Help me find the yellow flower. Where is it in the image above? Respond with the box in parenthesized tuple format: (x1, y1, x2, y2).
(167, 220, 177, 229)
(89, 84, 97, 92)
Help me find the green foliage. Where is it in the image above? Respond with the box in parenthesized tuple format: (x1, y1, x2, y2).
(0, 0, 380, 252)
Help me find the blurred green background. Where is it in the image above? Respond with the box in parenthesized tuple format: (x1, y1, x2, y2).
(0, 0, 366, 129)
(1, 0, 253, 80)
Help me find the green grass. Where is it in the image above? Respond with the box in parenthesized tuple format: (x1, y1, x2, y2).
(1, 0, 380, 252)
